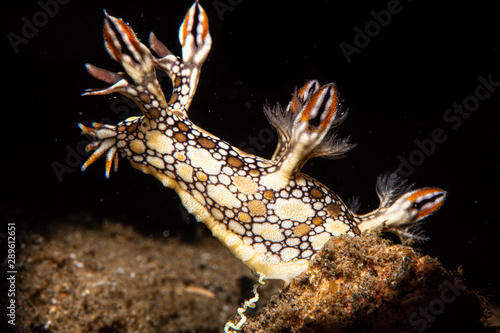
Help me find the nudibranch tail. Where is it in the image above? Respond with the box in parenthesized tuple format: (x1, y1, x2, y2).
(357, 172, 447, 242)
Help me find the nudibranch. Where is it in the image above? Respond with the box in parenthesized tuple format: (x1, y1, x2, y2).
(79, 1, 446, 331)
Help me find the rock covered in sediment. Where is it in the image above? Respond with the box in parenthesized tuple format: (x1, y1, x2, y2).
(242, 234, 493, 333)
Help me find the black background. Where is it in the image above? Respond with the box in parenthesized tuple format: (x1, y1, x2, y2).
(2, 0, 499, 311)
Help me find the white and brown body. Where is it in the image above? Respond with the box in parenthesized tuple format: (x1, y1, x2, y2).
(79, 2, 446, 285)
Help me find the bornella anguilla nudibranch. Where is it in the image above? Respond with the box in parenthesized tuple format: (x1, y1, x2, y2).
(78, 2, 446, 331)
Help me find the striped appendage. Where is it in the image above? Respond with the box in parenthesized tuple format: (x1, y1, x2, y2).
(79, 0, 447, 292)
